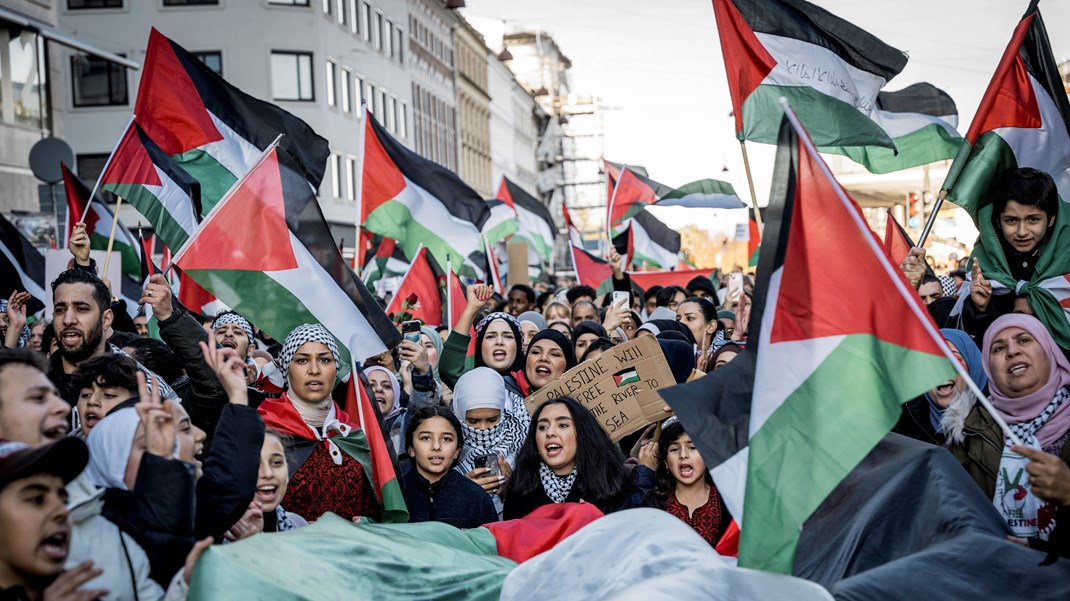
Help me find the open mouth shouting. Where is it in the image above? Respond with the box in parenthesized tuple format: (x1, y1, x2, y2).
(40, 528, 70, 563)
(255, 484, 278, 504)
(60, 329, 83, 350)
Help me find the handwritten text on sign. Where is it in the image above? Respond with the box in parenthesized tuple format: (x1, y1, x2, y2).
(524, 335, 675, 441)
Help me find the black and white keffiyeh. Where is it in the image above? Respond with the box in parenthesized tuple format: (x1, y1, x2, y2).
(279, 324, 340, 375)
(539, 462, 577, 504)
(212, 311, 254, 341)
(457, 416, 526, 474)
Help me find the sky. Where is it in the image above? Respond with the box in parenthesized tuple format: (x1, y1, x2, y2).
(462, 0, 1070, 233)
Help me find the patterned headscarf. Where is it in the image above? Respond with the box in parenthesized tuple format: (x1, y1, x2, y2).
(279, 324, 340, 379)
(474, 312, 525, 374)
(213, 311, 254, 341)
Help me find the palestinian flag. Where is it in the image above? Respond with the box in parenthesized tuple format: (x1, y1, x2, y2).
(135, 28, 329, 211)
(359, 108, 491, 279)
(0, 213, 46, 315)
(446, 269, 467, 330)
(343, 363, 407, 523)
(748, 210, 761, 268)
(482, 199, 519, 247)
(496, 177, 557, 267)
(713, 0, 907, 148)
(172, 144, 400, 368)
(385, 246, 443, 327)
(607, 167, 674, 229)
(882, 209, 920, 271)
(175, 265, 219, 317)
(360, 236, 410, 286)
(821, 83, 962, 174)
(667, 108, 957, 573)
(941, 0, 1070, 348)
(568, 237, 613, 297)
(655, 178, 747, 209)
(99, 120, 202, 251)
(61, 164, 141, 278)
(629, 267, 717, 292)
(613, 368, 640, 387)
(613, 210, 681, 270)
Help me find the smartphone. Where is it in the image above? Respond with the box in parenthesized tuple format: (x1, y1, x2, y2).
(726, 273, 743, 307)
(612, 290, 630, 308)
(402, 320, 422, 343)
(473, 452, 500, 476)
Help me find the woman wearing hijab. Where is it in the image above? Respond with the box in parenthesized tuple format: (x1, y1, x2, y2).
(637, 319, 696, 346)
(365, 365, 405, 454)
(894, 329, 987, 446)
(658, 338, 697, 385)
(572, 320, 608, 360)
(517, 311, 548, 353)
(452, 367, 528, 515)
(521, 329, 577, 395)
(946, 314, 1070, 544)
(256, 324, 380, 523)
(501, 396, 642, 519)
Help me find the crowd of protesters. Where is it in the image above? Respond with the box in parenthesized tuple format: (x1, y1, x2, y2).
(1, 166, 1068, 599)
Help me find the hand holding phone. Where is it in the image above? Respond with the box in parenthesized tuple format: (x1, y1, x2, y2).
(402, 319, 421, 343)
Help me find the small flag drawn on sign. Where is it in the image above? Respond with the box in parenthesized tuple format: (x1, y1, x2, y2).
(613, 368, 640, 387)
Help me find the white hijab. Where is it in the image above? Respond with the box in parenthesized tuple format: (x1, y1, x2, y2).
(84, 409, 142, 491)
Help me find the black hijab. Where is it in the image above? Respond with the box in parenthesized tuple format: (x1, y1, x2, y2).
(658, 338, 696, 384)
(525, 329, 577, 375)
(642, 319, 696, 345)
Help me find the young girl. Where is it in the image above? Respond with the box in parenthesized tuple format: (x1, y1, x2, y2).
(402, 405, 499, 528)
(640, 421, 731, 547)
(254, 431, 307, 533)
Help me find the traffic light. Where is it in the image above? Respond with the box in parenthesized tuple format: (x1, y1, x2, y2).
(908, 192, 920, 217)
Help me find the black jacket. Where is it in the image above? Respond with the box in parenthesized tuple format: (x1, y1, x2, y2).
(892, 396, 945, 447)
(401, 465, 498, 528)
(195, 404, 264, 541)
(502, 472, 643, 520)
(103, 454, 197, 586)
(157, 307, 229, 442)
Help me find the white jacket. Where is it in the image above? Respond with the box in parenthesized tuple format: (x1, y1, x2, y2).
(65, 474, 165, 601)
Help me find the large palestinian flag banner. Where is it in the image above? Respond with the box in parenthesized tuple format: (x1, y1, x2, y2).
(61, 164, 141, 278)
(607, 167, 674, 229)
(98, 120, 202, 251)
(679, 108, 956, 573)
(358, 108, 491, 279)
(941, 0, 1070, 348)
(822, 83, 962, 174)
(172, 145, 400, 367)
(135, 28, 329, 211)
(496, 177, 557, 268)
(712, 0, 907, 148)
(656, 178, 747, 209)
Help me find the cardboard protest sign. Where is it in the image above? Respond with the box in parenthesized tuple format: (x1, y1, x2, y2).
(524, 335, 674, 441)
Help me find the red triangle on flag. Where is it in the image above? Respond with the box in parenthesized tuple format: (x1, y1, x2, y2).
(174, 148, 297, 272)
(100, 122, 162, 187)
(769, 132, 944, 356)
(881, 209, 913, 266)
(609, 169, 660, 227)
(385, 247, 443, 326)
(496, 178, 517, 212)
(61, 163, 97, 241)
(448, 270, 466, 329)
(965, 14, 1042, 143)
(360, 115, 408, 223)
(135, 28, 223, 155)
(712, 0, 778, 136)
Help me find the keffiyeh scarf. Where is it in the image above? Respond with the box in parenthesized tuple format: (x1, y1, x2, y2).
(279, 324, 340, 375)
(212, 311, 254, 341)
(539, 463, 577, 504)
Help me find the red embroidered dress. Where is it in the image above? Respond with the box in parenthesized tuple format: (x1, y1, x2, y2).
(258, 394, 378, 522)
(664, 488, 728, 547)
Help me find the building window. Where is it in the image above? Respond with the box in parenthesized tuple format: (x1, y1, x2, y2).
(71, 55, 128, 107)
(393, 26, 404, 63)
(386, 96, 396, 132)
(372, 11, 383, 51)
(345, 156, 356, 201)
(162, 0, 219, 5)
(268, 0, 310, 5)
(270, 51, 314, 101)
(355, 75, 364, 107)
(68, 0, 123, 7)
(329, 152, 341, 198)
(76, 154, 109, 182)
(191, 51, 222, 76)
(364, 82, 374, 112)
(335, 0, 345, 25)
(360, 2, 371, 42)
(384, 20, 394, 58)
(321, 0, 330, 15)
(325, 59, 337, 107)
(3, 30, 49, 127)
(397, 101, 406, 138)
(340, 68, 352, 113)
(375, 88, 386, 121)
(348, 0, 358, 35)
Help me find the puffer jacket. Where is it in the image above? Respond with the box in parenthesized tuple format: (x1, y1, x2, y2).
(65, 474, 164, 601)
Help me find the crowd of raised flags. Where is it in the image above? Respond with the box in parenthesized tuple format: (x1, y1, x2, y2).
(0, 0, 1069, 599)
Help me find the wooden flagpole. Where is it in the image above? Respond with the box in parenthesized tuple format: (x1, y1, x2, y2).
(739, 141, 764, 234)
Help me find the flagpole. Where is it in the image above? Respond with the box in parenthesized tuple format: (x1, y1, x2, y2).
(100, 195, 123, 279)
(605, 163, 626, 247)
(915, 190, 947, 248)
(354, 103, 368, 269)
(79, 115, 135, 225)
(780, 99, 1022, 447)
(739, 141, 764, 235)
(446, 253, 453, 333)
